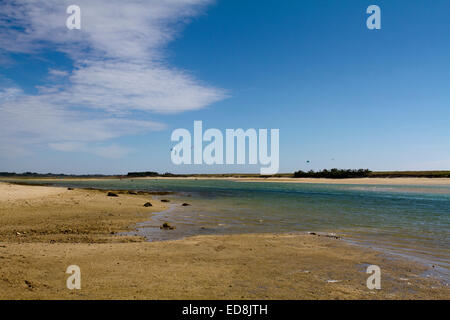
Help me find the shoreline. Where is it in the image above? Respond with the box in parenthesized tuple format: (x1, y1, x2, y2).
(0, 182, 448, 299)
(145, 176, 450, 186)
(3, 176, 450, 186)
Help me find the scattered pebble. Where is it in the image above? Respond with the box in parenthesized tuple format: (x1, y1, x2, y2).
(24, 280, 34, 289)
(160, 222, 175, 230)
(143, 202, 153, 207)
(107, 192, 118, 197)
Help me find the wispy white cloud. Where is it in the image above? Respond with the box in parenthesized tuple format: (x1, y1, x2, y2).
(0, 87, 166, 156)
(0, 0, 226, 158)
(40, 60, 225, 114)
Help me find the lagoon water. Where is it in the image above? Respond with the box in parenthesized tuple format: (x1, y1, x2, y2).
(14, 179, 450, 278)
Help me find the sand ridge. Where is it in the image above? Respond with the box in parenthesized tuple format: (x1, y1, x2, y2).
(0, 182, 69, 201)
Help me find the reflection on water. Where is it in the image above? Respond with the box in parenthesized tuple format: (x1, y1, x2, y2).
(7, 178, 450, 278)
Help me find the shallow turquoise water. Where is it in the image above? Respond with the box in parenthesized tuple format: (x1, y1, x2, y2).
(8, 179, 450, 278)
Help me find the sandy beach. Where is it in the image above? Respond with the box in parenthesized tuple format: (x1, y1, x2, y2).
(145, 176, 450, 186)
(237, 177, 450, 185)
(0, 182, 448, 299)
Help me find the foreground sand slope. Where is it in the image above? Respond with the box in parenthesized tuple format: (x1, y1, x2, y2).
(0, 182, 448, 299)
(1, 234, 449, 299)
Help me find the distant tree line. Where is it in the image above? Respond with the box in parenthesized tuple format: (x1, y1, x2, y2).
(126, 171, 159, 177)
(293, 168, 372, 179)
(126, 172, 185, 177)
(0, 171, 183, 178)
(2, 170, 449, 179)
(0, 172, 110, 178)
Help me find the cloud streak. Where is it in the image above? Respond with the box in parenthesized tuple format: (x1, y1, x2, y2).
(0, 0, 226, 158)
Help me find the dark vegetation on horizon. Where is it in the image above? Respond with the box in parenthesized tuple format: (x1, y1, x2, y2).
(293, 169, 450, 178)
(0, 172, 111, 178)
(126, 172, 184, 178)
(0, 171, 186, 178)
(293, 169, 371, 179)
(1, 170, 450, 179)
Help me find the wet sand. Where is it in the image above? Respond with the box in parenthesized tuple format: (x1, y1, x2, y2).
(0, 182, 448, 299)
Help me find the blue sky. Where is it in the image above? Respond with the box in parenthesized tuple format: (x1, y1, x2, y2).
(0, 0, 449, 174)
